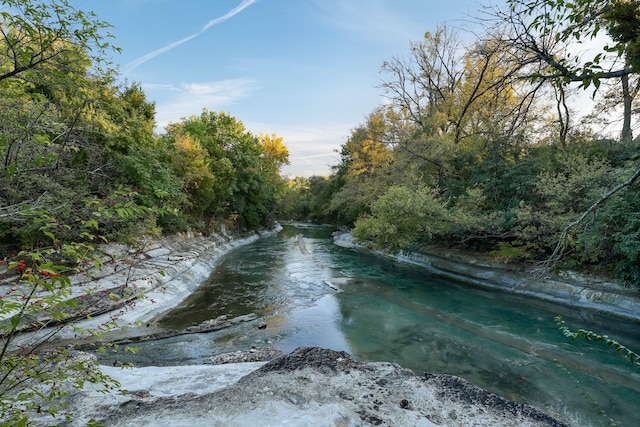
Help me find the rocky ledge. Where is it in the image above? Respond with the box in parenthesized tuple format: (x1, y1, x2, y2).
(41, 347, 567, 427)
(334, 233, 640, 322)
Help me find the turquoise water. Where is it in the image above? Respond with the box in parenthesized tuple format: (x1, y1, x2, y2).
(108, 224, 640, 426)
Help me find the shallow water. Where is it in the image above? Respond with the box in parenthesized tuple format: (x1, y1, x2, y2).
(102, 224, 640, 426)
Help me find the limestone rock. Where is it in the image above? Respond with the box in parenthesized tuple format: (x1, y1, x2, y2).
(54, 347, 567, 427)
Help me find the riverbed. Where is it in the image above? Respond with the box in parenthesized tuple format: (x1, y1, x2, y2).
(96, 223, 640, 427)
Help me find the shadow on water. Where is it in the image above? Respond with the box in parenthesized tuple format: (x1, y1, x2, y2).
(100, 223, 640, 427)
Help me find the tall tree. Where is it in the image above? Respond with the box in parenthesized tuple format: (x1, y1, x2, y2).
(380, 26, 464, 136)
(329, 112, 394, 224)
(164, 111, 288, 228)
(0, 0, 116, 81)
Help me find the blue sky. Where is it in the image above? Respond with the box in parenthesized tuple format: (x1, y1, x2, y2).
(73, 0, 482, 177)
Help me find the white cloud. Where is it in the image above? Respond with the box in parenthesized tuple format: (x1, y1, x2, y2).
(146, 79, 258, 129)
(122, 0, 258, 75)
(246, 122, 350, 177)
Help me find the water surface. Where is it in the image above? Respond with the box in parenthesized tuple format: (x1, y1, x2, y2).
(104, 224, 640, 426)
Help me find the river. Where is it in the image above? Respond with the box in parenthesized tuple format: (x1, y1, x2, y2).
(101, 223, 640, 426)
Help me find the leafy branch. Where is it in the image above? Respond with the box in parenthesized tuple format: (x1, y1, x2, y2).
(544, 163, 640, 269)
(556, 316, 640, 368)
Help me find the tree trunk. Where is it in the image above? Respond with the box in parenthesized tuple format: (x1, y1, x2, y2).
(621, 73, 633, 143)
(555, 85, 569, 149)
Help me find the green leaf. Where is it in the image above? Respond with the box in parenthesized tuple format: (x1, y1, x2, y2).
(43, 230, 57, 242)
(11, 315, 21, 329)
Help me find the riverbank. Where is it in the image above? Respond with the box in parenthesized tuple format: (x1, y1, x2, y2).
(11, 227, 635, 347)
(5, 227, 626, 426)
(333, 232, 640, 322)
(3, 228, 275, 350)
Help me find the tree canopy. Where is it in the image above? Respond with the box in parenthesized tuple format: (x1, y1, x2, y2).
(290, 1, 640, 288)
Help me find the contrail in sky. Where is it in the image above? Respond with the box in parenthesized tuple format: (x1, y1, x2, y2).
(123, 0, 257, 75)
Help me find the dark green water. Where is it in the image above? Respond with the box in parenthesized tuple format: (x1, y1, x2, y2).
(111, 224, 640, 426)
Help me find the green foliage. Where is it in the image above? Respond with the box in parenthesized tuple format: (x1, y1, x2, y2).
(603, 0, 640, 72)
(280, 176, 339, 222)
(0, 0, 118, 82)
(116, 147, 185, 213)
(510, 153, 625, 262)
(0, 347, 119, 426)
(508, 0, 628, 90)
(353, 185, 451, 250)
(163, 110, 288, 229)
(489, 242, 530, 261)
(593, 182, 640, 285)
(1, 227, 110, 425)
(556, 317, 640, 368)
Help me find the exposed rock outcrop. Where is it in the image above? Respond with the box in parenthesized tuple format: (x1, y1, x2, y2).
(42, 347, 567, 427)
(3, 229, 273, 349)
(205, 346, 284, 364)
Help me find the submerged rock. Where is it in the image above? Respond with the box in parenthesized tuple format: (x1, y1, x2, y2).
(206, 346, 283, 364)
(49, 347, 567, 426)
(297, 233, 310, 254)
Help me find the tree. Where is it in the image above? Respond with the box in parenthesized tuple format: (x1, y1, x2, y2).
(0, 0, 116, 78)
(329, 112, 394, 224)
(492, 0, 640, 142)
(169, 132, 217, 216)
(352, 185, 451, 250)
(0, 0, 126, 243)
(489, 0, 640, 271)
(452, 37, 534, 154)
(259, 133, 289, 170)
(380, 26, 464, 137)
(257, 133, 290, 219)
(164, 111, 289, 229)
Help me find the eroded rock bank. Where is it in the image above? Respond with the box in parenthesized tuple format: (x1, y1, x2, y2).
(333, 233, 640, 322)
(3, 228, 276, 349)
(38, 347, 567, 427)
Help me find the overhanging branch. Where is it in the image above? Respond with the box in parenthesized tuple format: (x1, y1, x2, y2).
(544, 163, 640, 268)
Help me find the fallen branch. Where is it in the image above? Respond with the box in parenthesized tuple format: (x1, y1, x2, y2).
(544, 164, 640, 269)
(297, 234, 310, 254)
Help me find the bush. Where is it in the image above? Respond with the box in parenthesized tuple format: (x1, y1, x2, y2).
(353, 185, 451, 250)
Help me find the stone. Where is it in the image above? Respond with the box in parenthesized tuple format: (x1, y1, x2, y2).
(42, 347, 568, 427)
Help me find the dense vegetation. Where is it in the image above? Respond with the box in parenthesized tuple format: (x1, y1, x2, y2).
(285, 0, 640, 288)
(0, 2, 290, 257)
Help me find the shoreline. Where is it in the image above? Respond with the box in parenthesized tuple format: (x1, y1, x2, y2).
(2, 228, 279, 350)
(6, 226, 637, 352)
(333, 232, 640, 323)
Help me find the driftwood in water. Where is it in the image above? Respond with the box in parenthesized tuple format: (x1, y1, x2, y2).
(297, 234, 310, 254)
